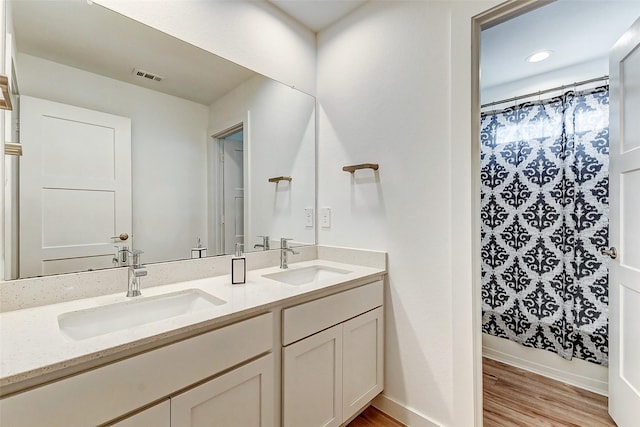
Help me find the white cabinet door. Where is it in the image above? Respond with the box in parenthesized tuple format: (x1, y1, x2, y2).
(342, 307, 384, 422)
(283, 324, 343, 427)
(171, 354, 274, 427)
(109, 400, 170, 427)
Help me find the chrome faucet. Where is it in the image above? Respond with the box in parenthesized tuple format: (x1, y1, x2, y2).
(254, 235, 270, 251)
(127, 249, 147, 297)
(280, 238, 299, 269)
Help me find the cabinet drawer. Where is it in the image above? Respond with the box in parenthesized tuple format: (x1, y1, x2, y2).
(0, 313, 273, 427)
(283, 281, 383, 345)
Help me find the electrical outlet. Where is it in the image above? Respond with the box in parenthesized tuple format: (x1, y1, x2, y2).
(320, 207, 331, 228)
(304, 208, 314, 227)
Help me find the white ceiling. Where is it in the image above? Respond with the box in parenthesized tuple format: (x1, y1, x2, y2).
(268, 0, 368, 32)
(481, 0, 640, 90)
(11, 0, 256, 106)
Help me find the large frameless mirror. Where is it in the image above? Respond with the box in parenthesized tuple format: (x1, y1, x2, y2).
(3, 0, 316, 280)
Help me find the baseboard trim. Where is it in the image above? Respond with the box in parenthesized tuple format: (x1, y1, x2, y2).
(372, 394, 440, 427)
(483, 345, 608, 396)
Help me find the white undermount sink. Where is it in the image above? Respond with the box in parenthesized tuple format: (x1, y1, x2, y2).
(262, 265, 351, 286)
(58, 289, 226, 340)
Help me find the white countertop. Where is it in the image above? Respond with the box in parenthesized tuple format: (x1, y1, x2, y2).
(0, 259, 385, 394)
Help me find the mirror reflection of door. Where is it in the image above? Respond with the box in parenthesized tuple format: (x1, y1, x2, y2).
(218, 128, 244, 255)
(19, 96, 132, 278)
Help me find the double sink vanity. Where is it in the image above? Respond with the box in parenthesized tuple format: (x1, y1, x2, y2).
(0, 245, 386, 427)
(1, 3, 385, 426)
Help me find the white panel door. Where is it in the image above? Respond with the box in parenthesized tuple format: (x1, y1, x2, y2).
(19, 96, 131, 278)
(171, 354, 274, 427)
(109, 400, 170, 427)
(608, 17, 640, 427)
(222, 138, 244, 254)
(342, 307, 384, 423)
(283, 324, 343, 427)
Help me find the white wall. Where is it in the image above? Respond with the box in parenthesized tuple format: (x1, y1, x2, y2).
(16, 54, 210, 264)
(94, 0, 317, 96)
(317, 1, 499, 426)
(209, 74, 316, 252)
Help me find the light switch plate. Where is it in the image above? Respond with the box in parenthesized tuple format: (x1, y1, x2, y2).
(320, 207, 331, 228)
(304, 208, 314, 227)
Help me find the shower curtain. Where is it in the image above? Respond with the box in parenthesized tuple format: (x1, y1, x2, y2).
(480, 86, 609, 365)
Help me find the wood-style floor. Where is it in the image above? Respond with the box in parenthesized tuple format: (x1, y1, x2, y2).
(347, 406, 406, 427)
(483, 357, 616, 426)
(347, 358, 616, 427)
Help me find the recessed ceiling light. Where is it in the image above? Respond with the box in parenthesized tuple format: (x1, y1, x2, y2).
(526, 50, 552, 63)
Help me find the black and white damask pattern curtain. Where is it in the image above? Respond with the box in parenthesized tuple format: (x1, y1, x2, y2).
(480, 86, 609, 365)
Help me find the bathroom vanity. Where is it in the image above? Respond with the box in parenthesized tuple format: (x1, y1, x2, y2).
(0, 247, 386, 427)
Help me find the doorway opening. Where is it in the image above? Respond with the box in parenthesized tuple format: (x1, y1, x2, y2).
(212, 124, 244, 256)
(473, 1, 640, 425)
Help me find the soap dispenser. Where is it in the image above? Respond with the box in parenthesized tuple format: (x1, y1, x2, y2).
(231, 242, 246, 284)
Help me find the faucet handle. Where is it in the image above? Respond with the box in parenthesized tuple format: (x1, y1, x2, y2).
(121, 248, 143, 255)
(280, 237, 293, 248)
(129, 249, 143, 267)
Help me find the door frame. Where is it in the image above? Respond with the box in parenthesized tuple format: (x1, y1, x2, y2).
(209, 121, 245, 256)
(470, 1, 554, 425)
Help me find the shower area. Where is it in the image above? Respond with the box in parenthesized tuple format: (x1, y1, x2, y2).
(477, 1, 640, 393)
(480, 84, 610, 366)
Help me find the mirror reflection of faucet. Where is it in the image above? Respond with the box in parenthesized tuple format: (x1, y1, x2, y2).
(254, 235, 270, 251)
(113, 245, 129, 267)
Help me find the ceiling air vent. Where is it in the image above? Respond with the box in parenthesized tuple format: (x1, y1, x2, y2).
(132, 68, 163, 82)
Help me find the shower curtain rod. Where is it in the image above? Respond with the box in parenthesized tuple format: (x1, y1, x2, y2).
(481, 75, 609, 109)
